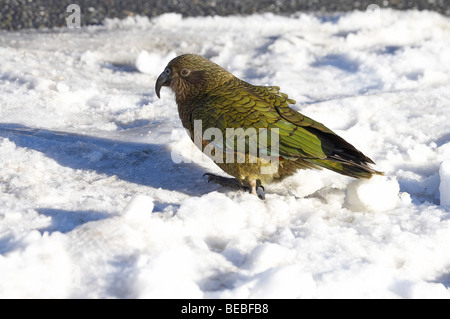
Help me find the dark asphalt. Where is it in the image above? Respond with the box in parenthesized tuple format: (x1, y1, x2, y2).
(1, 0, 449, 30)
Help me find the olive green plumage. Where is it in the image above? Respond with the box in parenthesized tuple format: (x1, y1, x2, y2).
(156, 54, 383, 195)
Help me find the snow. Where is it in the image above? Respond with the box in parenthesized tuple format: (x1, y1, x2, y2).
(440, 161, 450, 206)
(0, 9, 450, 298)
(346, 175, 401, 212)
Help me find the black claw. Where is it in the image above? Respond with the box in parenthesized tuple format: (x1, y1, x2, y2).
(203, 173, 212, 183)
(256, 179, 265, 192)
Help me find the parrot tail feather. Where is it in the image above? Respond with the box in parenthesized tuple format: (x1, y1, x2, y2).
(307, 157, 384, 179)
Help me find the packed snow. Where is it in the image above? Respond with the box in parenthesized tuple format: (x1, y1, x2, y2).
(1, 9, 450, 299)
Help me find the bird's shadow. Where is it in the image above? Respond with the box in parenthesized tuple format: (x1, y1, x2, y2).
(0, 123, 212, 197)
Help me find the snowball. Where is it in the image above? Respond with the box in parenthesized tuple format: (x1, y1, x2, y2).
(121, 195, 154, 220)
(439, 161, 450, 206)
(346, 175, 400, 212)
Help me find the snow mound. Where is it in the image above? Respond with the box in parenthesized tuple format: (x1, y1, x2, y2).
(346, 175, 400, 212)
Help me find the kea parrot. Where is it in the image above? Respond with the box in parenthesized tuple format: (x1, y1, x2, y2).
(155, 54, 382, 197)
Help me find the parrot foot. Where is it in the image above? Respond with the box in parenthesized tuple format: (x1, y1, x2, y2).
(250, 179, 266, 200)
(203, 173, 265, 199)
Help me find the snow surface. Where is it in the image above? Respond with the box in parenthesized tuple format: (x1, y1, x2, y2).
(1, 9, 450, 298)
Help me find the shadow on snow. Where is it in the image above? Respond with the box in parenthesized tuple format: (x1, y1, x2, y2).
(0, 123, 212, 196)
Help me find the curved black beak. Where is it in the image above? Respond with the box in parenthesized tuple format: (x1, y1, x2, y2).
(155, 71, 170, 99)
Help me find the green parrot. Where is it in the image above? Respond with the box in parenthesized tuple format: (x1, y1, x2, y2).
(156, 54, 382, 196)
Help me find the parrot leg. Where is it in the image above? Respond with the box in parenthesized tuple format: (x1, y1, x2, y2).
(250, 180, 266, 200)
(249, 180, 258, 195)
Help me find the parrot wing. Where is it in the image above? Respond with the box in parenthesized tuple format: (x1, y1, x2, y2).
(191, 80, 382, 178)
(192, 81, 332, 160)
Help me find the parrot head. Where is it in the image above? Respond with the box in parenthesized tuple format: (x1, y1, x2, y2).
(155, 54, 234, 101)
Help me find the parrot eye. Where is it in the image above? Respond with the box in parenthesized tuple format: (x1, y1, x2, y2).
(180, 68, 191, 77)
